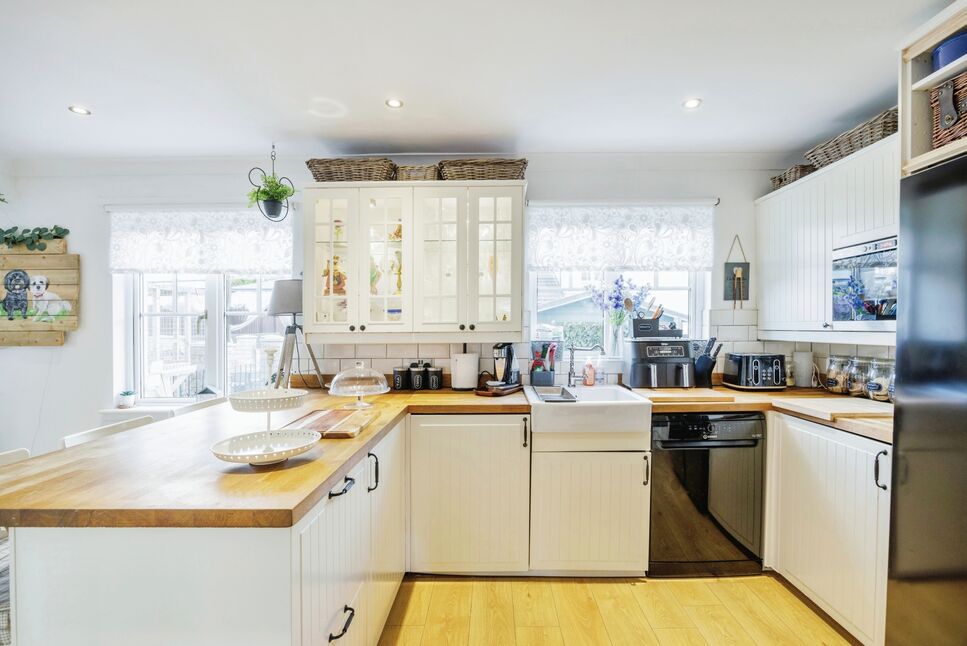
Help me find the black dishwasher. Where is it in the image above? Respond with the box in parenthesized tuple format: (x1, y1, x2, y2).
(649, 412, 765, 577)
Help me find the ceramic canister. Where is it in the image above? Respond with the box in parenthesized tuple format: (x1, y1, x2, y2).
(427, 367, 443, 390)
(409, 364, 428, 391)
(392, 367, 410, 390)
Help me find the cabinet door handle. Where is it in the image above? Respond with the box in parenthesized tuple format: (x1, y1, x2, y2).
(822, 322, 831, 329)
(328, 476, 356, 498)
(328, 605, 355, 642)
(522, 417, 528, 448)
(643, 453, 650, 486)
(349, 325, 356, 332)
(459, 324, 466, 330)
(360, 325, 366, 331)
(874, 450, 888, 490)
(469, 324, 476, 331)
(367, 452, 379, 492)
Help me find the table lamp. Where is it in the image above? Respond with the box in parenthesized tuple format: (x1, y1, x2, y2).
(267, 278, 325, 389)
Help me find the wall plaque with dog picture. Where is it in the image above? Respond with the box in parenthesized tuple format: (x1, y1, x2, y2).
(0, 235, 79, 346)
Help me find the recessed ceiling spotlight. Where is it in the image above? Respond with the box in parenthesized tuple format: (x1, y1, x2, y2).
(682, 98, 702, 110)
(385, 98, 404, 109)
(68, 105, 92, 116)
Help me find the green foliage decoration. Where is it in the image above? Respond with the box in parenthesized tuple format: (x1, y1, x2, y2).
(246, 174, 294, 207)
(1, 225, 70, 251)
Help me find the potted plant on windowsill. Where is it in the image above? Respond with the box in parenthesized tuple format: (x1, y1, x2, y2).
(118, 390, 136, 409)
(247, 174, 294, 218)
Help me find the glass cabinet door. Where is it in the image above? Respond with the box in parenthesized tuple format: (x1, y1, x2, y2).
(413, 187, 467, 331)
(308, 189, 358, 332)
(468, 187, 523, 331)
(359, 188, 413, 331)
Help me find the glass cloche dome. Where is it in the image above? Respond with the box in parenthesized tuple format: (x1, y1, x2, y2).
(329, 361, 389, 408)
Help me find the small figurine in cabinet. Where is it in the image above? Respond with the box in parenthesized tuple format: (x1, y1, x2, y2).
(322, 256, 348, 296)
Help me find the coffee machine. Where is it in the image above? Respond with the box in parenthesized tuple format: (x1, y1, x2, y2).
(493, 342, 521, 385)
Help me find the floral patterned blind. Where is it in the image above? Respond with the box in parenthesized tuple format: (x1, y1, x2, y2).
(526, 204, 713, 272)
(109, 209, 293, 274)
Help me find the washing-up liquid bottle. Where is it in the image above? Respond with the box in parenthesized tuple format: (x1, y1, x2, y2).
(583, 358, 596, 386)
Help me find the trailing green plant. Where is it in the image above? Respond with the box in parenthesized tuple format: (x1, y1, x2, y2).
(1, 225, 70, 251)
(246, 174, 294, 207)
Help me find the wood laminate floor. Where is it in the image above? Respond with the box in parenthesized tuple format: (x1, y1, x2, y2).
(380, 574, 857, 646)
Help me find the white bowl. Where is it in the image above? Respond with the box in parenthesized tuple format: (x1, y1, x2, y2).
(211, 430, 321, 466)
(229, 388, 308, 413)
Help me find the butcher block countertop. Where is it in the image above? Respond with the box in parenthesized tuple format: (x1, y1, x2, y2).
(0, 387, 891, 529)
(0, 390, 529, 529)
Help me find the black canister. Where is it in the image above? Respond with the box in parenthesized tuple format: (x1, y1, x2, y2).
(409, 363, 428, 391)
(392, 366, 410, 390)
(427, 366, 443, 390)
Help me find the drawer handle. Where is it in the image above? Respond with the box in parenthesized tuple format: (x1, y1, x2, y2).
(522, 417, 528, 448)
(367, 452, 379, 492)
(328, 605, 355, 642)
(328, 476, 356, 498)
(643, 453, 650, 486)
(874, 450, 888, 491)
(469, 324, 476, 330)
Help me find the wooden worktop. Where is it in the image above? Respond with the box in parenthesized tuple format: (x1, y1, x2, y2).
(0, 390, 528, 529)
(0, 387, 891, 529)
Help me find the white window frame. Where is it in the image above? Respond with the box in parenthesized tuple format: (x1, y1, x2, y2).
(526, 269, 709, 359)
(117, 272, 284, 404)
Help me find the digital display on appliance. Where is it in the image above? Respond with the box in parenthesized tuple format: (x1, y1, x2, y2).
(645, 346, 686, 358)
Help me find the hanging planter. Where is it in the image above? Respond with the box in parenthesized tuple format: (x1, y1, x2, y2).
(247, 144, 294, 222)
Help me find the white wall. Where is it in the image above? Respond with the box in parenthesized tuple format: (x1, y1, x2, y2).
(0, 153, 783, 454)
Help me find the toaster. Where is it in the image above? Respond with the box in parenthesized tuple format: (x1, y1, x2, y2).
(722, 353, 787, 391)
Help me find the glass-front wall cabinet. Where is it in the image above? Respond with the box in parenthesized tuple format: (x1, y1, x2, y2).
(304, 183, 523, 338)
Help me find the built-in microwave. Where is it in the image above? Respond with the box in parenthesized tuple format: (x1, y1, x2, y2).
(831, 236, 897, 331)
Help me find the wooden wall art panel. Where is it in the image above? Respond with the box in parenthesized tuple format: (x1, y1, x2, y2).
(0, 239, 79, 346)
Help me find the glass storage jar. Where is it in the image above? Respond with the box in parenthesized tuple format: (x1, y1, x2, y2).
(866, 359, 894, 401)
(825, 355, 849, 394)
(846, 358, 871, 397)
(888, 370, 896, 403)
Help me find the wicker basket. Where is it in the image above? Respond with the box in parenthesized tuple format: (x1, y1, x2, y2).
(771, 164, 816, 191)
(930, 71, 967, 150)
(397, 164, 440, 180)
(306, 158, 397, 182)
(804, 108, 898, 168)
(438, 158, 528, 180)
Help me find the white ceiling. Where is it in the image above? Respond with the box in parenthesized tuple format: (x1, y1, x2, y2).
(0, 0, 948, 158)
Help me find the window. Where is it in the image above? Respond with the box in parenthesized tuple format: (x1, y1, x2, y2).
(526, 204, 713, 356)
(132, 273, 287, 400)
(110, 209, 293, 402)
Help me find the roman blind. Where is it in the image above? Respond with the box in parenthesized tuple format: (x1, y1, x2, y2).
(526, 204, 713, 272)
(109, 209, 292, 273)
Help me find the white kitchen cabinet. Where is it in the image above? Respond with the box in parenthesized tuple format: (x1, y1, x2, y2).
(295, 459, 372, 646)
(755, 135, 898, 343)
(530, 451, 650, 572)
(304, 181, 525, 342)
(303, 186, 413, 335)
(409, 414, 530, 573)
(366, 421, 406, 641)
(768, 413, 891, 646)
(829, 137, 899, 249)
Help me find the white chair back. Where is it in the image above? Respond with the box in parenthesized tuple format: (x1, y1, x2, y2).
(173, 397, 227, 416)
(0, 448, 29, 468)
(61, 416, 154, 449)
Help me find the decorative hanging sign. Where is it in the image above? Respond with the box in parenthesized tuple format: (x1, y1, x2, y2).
(0, 227, 79, 346)
(247, 143, 295, 222)
(724, 234, 750, 308)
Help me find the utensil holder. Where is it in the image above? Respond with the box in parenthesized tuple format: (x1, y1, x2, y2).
(531, 370, 555, 387)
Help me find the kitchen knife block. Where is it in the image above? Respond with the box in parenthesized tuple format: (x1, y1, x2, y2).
(694, 355, 716, 389)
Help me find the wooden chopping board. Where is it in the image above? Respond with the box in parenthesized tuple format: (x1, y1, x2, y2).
(771, 396, 893, 421)
(640, 388, 736, 403)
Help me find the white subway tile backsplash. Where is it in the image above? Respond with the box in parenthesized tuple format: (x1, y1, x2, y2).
(733, 309, 758, 326)
(354, 344, 387, 358)
(857, 344, 890, 359)
(830, 343, 858, 356)
(733, 341, 764, 353)
(418, 343, 450, 359)
(340, 358, 370, 370)
(371, 358, 402, 374)
(432, 358, 451, 372)
(386, 344, 418, 358)
(763, 341, 795, 356)
(325, 344, 356, 359)
(709, 310, 734, 326)
(320, 359, 340, 374)
(716, 325, 749, 341)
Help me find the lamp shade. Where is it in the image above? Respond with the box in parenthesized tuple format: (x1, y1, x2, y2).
(267, 278, 303, 316)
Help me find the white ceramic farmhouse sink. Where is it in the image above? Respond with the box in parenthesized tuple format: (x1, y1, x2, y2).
(525, 385, 652, 450)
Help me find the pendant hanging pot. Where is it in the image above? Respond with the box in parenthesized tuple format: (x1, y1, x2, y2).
(261, 199, 283, 217)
